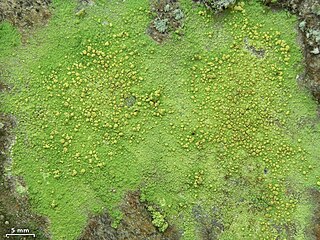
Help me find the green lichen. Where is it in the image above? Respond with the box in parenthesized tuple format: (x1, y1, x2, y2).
(147, 206, 168, 232)
(154, 18, 169, 33)
(0, 0, 319, 239)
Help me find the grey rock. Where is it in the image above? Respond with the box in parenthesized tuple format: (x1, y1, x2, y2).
(311, 47, 320, 54)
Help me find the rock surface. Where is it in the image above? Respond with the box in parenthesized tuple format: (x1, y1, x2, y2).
(78, 191, 181, 240)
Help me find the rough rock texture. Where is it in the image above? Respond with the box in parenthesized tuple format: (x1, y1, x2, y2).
(193, 205, 225, 240)
(201, 0, 236, 12)
(264, 0, 320, 101)
(78, 191, 181, 240)
(147, 0, 184, 43)
(0, 0, 51, 29)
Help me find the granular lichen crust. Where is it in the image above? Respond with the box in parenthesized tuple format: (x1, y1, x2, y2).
(1, 0, 320, 239)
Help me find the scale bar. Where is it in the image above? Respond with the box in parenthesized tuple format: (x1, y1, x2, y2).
(6, 234, 35, 237)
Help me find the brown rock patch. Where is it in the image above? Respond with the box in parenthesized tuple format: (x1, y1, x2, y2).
(78, 191, 181, 240)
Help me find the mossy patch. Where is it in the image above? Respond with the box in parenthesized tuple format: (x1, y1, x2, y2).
(0, 21, 21, 57)
(1, 0, 320, 239)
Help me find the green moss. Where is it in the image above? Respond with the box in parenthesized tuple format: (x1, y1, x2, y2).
(0, 21, 21, 57)
(148, 206, 169, 232)
(0, 0, 320, 239)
